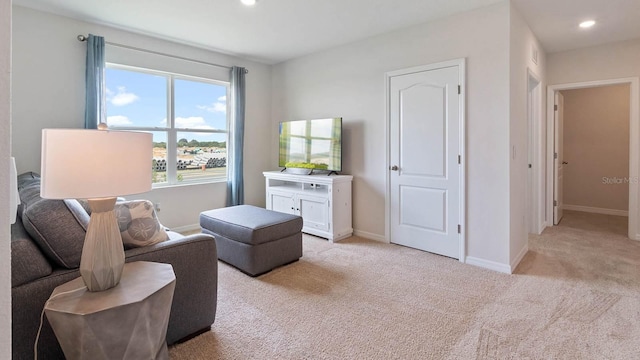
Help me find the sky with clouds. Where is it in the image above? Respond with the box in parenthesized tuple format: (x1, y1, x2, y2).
(105, 67, 227, 143)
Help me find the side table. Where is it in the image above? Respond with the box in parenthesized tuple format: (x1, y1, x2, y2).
(45, 261, 176, 360)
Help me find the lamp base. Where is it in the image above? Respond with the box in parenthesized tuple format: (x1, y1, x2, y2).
(80, 197, 125, 292)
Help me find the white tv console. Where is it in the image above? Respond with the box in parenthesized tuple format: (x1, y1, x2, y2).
(263, 171, 353, 242)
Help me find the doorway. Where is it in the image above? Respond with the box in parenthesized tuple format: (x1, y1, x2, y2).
(385, 59, 466, 260)
(547, 78, 640, 239)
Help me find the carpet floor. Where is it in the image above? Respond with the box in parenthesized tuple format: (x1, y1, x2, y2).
(169, 211, 640, 359)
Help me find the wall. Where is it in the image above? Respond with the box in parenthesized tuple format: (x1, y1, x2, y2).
(508, 3, 546, 269)
(11, 6, 273, 229)
(548, 38, 640, 233)
(548, 38, 640, 85)
(562, 85, 630, 212)
(272, 2, 513, 267)
(1, 0, 12, 356)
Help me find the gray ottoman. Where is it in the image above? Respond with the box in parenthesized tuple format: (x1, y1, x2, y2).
(200, 205, 303, 276)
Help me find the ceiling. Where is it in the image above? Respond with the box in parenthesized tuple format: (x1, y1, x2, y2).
(13, 0, 640, 64)
(512, 0, 640, 53)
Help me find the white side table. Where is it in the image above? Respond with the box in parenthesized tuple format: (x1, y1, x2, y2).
(45, 261, 176, 360)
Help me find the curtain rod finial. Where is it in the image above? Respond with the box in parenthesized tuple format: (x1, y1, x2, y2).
(77, 35, 87, 42)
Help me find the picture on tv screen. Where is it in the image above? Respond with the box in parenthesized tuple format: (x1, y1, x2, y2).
(279, 117, 342, 172)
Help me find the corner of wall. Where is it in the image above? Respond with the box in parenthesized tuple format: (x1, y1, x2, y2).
(1, 0, 12, 356)
(507, 0, 546, 267)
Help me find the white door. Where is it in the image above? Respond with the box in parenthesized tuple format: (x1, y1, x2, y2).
(298, 194, 330, 231)
(554, 92, 565, 225)
(268, 190, 296, 215)
(527, 73, 541, 234)
(389, 64, 461, 259)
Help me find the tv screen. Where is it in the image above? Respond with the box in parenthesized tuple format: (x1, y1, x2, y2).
(279, 118, 342, 172)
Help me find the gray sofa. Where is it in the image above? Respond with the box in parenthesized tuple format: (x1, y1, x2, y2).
(12, 172, 218, 360)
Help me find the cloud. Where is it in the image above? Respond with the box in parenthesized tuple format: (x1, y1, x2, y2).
(107, 115, 133, 126)
(197, 100, 226, 113)
(160, 117, 218, 131)
(109, 86, 139, 106)
(217, 95, 226, 102)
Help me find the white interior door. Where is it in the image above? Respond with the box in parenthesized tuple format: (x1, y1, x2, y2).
(527, 72, 541, 234)
(389, 64, 461, 259)
(554, 92, 565, 225)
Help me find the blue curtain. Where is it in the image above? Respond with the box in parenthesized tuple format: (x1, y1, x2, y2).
(227, 66, 246, 206)
(84, 34, 105, 129)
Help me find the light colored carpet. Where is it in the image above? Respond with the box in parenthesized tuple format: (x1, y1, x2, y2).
(170, 211, 640, 359)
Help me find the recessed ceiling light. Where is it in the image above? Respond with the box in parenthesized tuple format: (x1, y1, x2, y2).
(579, 20, 596, 28)
(241, 0, 257, 6)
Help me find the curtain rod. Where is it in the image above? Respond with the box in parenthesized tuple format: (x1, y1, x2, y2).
(77, 35, 248, 74)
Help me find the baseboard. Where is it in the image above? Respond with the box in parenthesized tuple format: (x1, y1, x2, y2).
(537, 220, 547, 234)
(510, 244, 529, 271)
(564, 204, 628, 217)
(465, 256, 512, 274)
(169, 223, 201, 234)
(353, 229, 387, 243)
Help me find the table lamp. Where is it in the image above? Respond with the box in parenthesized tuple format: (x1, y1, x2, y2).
(41, 128, 152, 292)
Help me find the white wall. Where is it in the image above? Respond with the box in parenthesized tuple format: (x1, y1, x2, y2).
(11, 6, 273, 228)
(562, 85, 630, 212)
(272, 2, 513, 267)
(548, 39, 640, 234)
(1, 0, 12, 356)
(548, 38, 640, 85)
(508, 3, 546, 269)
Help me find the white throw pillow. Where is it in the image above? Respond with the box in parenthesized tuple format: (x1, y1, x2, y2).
(114, 200, 169, 248)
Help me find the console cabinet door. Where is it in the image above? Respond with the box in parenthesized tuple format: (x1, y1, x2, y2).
(297, 194, 330, 231)
(268, 190, 296, 215)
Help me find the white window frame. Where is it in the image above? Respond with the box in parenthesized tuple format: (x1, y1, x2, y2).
(105, 63, 230, 187)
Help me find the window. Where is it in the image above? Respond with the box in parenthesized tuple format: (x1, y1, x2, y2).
(105, 64, 229, 185)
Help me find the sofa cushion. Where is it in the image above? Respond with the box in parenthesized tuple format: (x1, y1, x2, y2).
(22, 197, 88, 269)
(17, 171, 40, 190)
(115, 200, 169, 248)
(11, 217, 53, 287)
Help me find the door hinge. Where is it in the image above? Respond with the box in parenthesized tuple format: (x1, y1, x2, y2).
(458, 85, 461, 94)
(553, 200, 557, 206)
(554, 104, 558, 111)
(458, 155, 461, 164)
(554, 152, 558, 159)
(328, 200, 330, 207)
(457, 224, 461, 234)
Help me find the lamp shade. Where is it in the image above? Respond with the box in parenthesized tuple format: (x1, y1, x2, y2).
(41, 129, 152, 199)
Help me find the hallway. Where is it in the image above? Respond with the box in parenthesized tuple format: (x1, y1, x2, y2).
(556, 210, 628, 236)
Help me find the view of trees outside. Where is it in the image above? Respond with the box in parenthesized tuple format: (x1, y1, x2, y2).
(106, 66, 228, 184)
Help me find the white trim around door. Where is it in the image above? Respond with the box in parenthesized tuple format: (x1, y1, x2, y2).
(384, 58, 466, 261)
(527, 68, 545, 234)
(546, 77, 640, 240)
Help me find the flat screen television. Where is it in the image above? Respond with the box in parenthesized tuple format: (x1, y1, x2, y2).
(279, 117, 342, 173)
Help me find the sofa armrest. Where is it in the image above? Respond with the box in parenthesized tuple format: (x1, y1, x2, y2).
(124, 233, 218, 344)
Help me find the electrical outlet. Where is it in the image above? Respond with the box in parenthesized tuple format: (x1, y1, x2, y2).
(154, 203, 161, 212)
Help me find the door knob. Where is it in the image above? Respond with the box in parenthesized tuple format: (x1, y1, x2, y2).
(390, 165, 399, 171)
